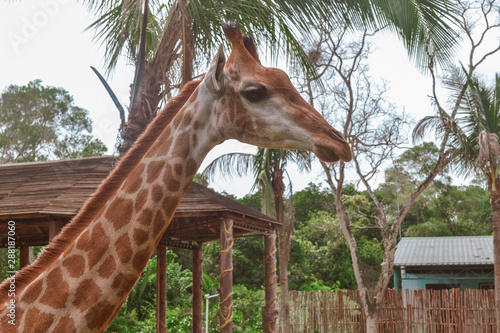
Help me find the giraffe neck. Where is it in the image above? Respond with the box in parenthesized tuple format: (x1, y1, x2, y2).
(1, 81, 222, 332)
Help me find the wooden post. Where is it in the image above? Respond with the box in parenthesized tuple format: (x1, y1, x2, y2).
(19, 246, 30, 269)
(262, 230, 278, 333)
(156, 245, 167, 333)
(220, 219, 233, 333)
(48, 220, 63, 241)
(192, 244, 203, 333)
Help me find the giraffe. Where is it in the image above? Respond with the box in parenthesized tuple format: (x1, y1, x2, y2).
(0, 22, 352, 332)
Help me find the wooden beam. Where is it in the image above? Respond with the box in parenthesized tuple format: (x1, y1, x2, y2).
(19, 246, 30, 269)
(262, 230, 278, 333)
(192, 244, 203, 333)
(220, 219, 233, 333)
(48, 220, 63, 241)
(156, 245, 167, 333)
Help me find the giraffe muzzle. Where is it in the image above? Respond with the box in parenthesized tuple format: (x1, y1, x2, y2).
(313, 129, 352, 163)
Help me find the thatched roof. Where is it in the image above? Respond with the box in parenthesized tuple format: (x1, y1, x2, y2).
(0, 156, 278, 247)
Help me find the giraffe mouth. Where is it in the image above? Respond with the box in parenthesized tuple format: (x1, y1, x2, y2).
(313, 129, 352, 163)
(315, 145, 341, 162)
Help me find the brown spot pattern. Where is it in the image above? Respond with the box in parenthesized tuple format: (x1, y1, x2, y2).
(97, 255, 116, 279)
(161, 196, 179, 218)
(138, 208, 153, 226)
(153, 211, 166, 235)
(77, 223, 110, 268)
(151, 184, 164, 202)
(111, 273, 137, 295)
(182, 111, 193, 127)
(185, 158, 198, 177)
(124, 164, 145, 194)
(174, 163, 183, 176)
(85, 300, 115, 331)
(20, 279, 43, 304)
(105, 197, 133, 231)
(133, 228, 149, 246)
(171, 133, 191, 159)
(39, 267, 69, 309)
(62, 255, 85, 278)
(135, 189, 149, 212)
(156, 137, 173, 156)
(23, 308, 54, 333)
(133, 249, 151, 272)
(167, 179, 180, 192)
(146, 160, 165, 183)
(73, 279, 102, 311)
(53, 315, 76, 333)
(115, 234, 133, 264)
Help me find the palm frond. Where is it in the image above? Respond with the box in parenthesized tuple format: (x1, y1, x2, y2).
(448, 73, 500, 181)
(83, 0, 460, 76)
(84, 0, 165, 72)
(200, 152, 254, 183)
(476, 131, 500, 165)
(412, 115, 451, 143)
(90, 66, 126, 125)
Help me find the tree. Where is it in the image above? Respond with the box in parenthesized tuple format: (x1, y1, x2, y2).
(201, 148, 311, 333)
(417, 72, 500, 329)
(81, 0, 460, 156)
(298, 1, 500, 329)
(0, 80, 107, 163)
(79, 0, 460, 330)
(295, 24, 406, 330)
(380, 143, 493, 236)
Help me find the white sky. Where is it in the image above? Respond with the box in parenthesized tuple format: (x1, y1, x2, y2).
(1, 1, 499, 197)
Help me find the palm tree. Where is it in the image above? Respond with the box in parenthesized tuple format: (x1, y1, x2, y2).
(201, 148, 311, 333)
(415, 72, 500, 331)
(451, 73, 500, 329)
(82, 0, 460, 154)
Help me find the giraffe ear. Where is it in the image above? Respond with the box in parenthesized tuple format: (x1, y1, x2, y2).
(205, 43, 227, 96)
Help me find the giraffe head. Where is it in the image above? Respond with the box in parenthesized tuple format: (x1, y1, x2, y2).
(205, 22, 352, 163)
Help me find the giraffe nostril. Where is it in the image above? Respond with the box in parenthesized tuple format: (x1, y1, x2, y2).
(327, 129, 346, 143)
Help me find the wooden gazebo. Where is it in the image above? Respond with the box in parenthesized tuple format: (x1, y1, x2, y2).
(0, 156, 279, 332)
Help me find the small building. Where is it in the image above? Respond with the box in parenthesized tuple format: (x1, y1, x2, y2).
(393, 236, 494, 291)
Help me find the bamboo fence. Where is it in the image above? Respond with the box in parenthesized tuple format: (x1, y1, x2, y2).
(284, 289, 496, 333)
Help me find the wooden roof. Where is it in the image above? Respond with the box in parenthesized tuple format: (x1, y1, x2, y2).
(0, 156, 278, 247)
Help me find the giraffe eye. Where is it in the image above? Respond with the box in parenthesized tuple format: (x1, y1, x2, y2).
(241, 85, 268, 103)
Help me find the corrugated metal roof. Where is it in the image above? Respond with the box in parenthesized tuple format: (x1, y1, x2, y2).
(394, 236, 493, 266)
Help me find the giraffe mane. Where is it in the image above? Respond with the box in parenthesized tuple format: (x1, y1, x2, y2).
(0, 79, 203, 303)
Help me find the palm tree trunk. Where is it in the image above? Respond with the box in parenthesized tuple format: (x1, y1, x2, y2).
(490, 191, 500, 333)
(277, 227, 290, 333)
(272, 168, 291, 333)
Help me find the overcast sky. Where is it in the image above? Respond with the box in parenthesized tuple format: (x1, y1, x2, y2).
(1, 1, 499, 197)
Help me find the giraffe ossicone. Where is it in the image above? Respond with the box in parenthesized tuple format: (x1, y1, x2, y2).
(0, 22, 351, 332)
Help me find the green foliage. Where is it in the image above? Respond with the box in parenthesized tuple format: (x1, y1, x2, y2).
(293, 183, 335, 225)
(291, 211, 357, 290)
(107, 250, 194, 332)
(233, 285, 265, 332)
(299, 280, 341, 292)
(0, 80, 107, 163)
(237, 191, 262, 212)
(405, 220, 453, 237)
